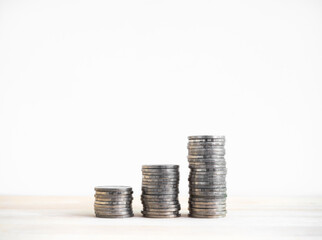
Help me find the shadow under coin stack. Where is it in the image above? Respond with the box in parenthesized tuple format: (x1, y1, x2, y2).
(141, 165, 181, 218)
(188, 135, 227, 218)
(94, 186, 134, 218)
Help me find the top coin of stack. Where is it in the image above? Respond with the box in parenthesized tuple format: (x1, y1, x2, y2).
(187, 135, 227, 218)
(141, 165, 181, 218)
(94, 186, 134, 218)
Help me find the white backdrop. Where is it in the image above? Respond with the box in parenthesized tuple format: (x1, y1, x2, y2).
(0, 0, 321, 196)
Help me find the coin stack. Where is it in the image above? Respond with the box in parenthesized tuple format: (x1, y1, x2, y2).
(141, 165, 181, 218)
(188, 135, 227, 218)
(94, 186, 134, 218)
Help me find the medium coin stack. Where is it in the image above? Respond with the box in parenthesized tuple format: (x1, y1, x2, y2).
(94, 186, 134, 218)
(141, 165, 181, 218)
(188, 135, 227, 218)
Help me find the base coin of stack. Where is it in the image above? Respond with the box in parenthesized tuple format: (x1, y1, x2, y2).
(141, 165, 181, 218)
(188, 135, 227, 218)
(94, 186, 134, 218)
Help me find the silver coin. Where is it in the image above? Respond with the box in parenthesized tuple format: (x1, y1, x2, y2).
(94, 191, 133, 195)
(190, 186, 226, 190)
(95, 186, 132, 192)
(188, 163, 226, 167)
(190, 192, 227, 197)
(94, 208, 132, 213)
(142, 188, 179, 193)
(188, 151, 225, 156)
(95, 202, 132, 206)
(189, 208, 227, 213)
(189, 198, 226, 202)
(141, 210, 179, 215)
(94, 205, 132, 210)
(143, 213, 180, 218)
(143, 174, 179, 178)
(142, 182, 179, 186)
(189, 206, 226, 211)
(188, 147, 225, 152)
(189, 184, 226, 188)
(189, 172, 227, 176)
(141, 197, 179, 202)
(142, 172, 179, 178)
(188, 135, 225, 140)
(189, 180, 226, 185)
(188, 145, 225, 150)
(190, 186, 227, 191)
(94, 193, 133, 198)
(142, 183, 179, 187)
(188, 158, 226, 163)
(142, 203, 180, 208)
(189, 162, 226, 166)
(188, 155, 226, 160)
(189, 174, 226, 178)
(142, 165, 179, 169)
(189, 201, 226, 206)
(142, 178, 180, 182)
(190, 187, 227, 192)
(142, 186, 178, 190)
(188, 178, 226, 183)
(189, 191, 227, 196)
(189, 180, 226, 184)
(189, 167, 227, 171)
(189, 175, 226, 178)
(94, 198, 133, 203)
(142, 183, 178, 188)
(188, 141, 225, 147)
(95, 210, 133, 215)
(143, 207, 181, 213)
(94, 203, 132, 207)
(189, 196, 226, 201)
(95, 213, 134, 218)
(141, 191, 179, 195)
(189, 205, 226, 210)
(142, 191, 179, 195)
(141, 195, 178, 199)
(141, 168, 179, 174)
(142, 201, 180, 206)
(189, 178, 226, 182)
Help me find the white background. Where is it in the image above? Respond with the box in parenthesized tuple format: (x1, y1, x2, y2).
(0, 0, 321, 197)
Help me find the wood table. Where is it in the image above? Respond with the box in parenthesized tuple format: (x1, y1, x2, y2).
(0, 196, 321, 239)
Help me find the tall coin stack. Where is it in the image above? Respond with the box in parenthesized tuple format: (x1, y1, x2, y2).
(188, 135, 227, 218)
(141, 165, 181, 218)
(94, 186, 134, 218)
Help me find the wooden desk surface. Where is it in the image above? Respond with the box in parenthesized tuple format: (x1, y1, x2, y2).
(0, 196, 321, 240)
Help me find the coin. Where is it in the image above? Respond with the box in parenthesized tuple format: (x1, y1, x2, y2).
(188, 135, 225, 140)
(95, 214, 134, 218)
(142, 165, 179, 169)
(94, 185, 134, 218)
(142, 213, 180, 218)
(95, 186, 132, 192)
(142, 168, 179, 173)
(141, 165, 181, 217)
(95, 201, 132, 205)
(141, 210, 179, 215)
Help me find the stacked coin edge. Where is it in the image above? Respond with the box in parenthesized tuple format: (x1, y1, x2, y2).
(94, 186, 134, 218)
(188, 135, 227, 218)
(141, 165, 181, 218)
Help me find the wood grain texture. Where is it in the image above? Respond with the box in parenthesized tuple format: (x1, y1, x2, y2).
(0, 196, 321, 240)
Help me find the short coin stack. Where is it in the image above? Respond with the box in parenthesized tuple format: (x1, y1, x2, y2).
(188, 135, 227, 218)
(141, 165, 181, 218)
(94, 186, 134, 218)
